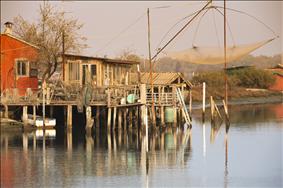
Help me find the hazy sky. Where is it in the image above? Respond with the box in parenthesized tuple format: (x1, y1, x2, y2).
(1, 1, 282, 59)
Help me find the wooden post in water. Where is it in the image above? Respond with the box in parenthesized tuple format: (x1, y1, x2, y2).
(22, 106, 28, 125)
(67, 105, 72, 129)
(49, 106, 54, 118)
(86, 106, 93, 132)
(96, 106, 100, 128)
(4, 105, 8, 118)
(160, 106, 165, 126)
(202, 82, 206, 120)
(189, 90, 192, 115)
(42, 81, 46, 128)
(140, 84, 147, 131)
(107, 107, 112, 130)
(223, 100, 229, 124)
(113, 107, 117, 130)
(210, 96, 215, 123)
(33, 105, 36, 125)
(129, 108, 133, 129)
(118, 108, 122, 130)
(123, 109, 127, 131)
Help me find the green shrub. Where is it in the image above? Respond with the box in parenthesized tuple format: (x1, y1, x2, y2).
(191, 67, 275, 89)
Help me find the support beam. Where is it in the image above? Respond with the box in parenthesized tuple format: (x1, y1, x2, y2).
(22, 106, 28, 125)
(113, 107, 117, 130)
(86, 106, 93, 132)
(33, 105, 36, 125)
(67, 105, 72, 129)
(4, 105, 8, 118)
(160, 106, 165, 125)
(96, 106, 100, 128)
(118, 108, 122, 130)
(107, 107, 112, 130)
(202, 82, 206, 121)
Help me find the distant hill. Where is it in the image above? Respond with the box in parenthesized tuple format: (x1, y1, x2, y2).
(153, 54, 282, 79)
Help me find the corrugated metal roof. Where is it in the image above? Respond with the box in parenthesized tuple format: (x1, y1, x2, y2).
(134, 72, 192, 88)
(64, 54, 139, 65)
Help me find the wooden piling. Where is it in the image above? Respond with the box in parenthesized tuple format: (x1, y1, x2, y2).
(4, 105, 8, 118)
(86, 106, 93, 132)
(123, 109, 127, 131)
(33, 105, 36, 125)
(113, 107, 117, 130)
(49, 106, 54, 118)
(107, 107, 112, 130)
(189, 90, 192, 114)
(96, 106, 100, 128)
(67, 105, 72, 128)
(160, 106, 165, 125)
(202, 82, 206, 116)
(118, 108, 122, 130)
(22, 106, 28, 125)
(210, 96, 215, 122)
(129, 108, 133, 129)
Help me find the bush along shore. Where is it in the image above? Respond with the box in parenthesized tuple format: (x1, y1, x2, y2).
(188, 67, 282, 104)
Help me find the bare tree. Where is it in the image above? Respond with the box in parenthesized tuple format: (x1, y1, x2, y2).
(13, 2, 87, 82)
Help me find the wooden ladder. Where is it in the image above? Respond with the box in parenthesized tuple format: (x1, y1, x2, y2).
(176, 88, 192, 127)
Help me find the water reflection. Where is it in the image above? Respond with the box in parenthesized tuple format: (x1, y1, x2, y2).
(1, 103, 282, 187)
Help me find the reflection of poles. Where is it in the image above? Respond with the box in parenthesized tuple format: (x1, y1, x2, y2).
(67, 129, 72, 151)
(224, 133, 229, 188)
(202, 122, 206, 157)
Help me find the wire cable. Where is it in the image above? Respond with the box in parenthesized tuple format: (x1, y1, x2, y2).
(96, 12, 146, 54)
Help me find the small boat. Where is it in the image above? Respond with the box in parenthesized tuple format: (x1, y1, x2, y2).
(23, 114, 56, 128)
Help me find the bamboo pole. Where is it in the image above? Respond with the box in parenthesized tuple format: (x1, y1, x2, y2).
(224, 0, 228, 109)
(147, 8, 156, 128)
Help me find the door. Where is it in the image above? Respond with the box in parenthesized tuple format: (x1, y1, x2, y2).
(82, 64, 97, 86)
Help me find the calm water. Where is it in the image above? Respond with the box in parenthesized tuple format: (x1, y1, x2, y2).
(1, 103, 282, 187)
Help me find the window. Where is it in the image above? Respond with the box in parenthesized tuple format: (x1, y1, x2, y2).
(16, 60, 28, 76)
(69, 61, 80, 81)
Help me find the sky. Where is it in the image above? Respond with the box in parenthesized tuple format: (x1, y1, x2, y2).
(1, 1, 282, 59)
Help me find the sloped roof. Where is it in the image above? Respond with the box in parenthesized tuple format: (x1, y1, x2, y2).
(1, 33, 39, 49)
(138, 72, 192, 88)
(64, 53, 139, 65)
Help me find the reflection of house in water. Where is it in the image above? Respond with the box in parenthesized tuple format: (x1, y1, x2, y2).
(0, 128, 192, 185)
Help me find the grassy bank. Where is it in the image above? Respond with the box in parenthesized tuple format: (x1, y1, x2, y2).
(189, 86, 282, 102)
(187, 67, 281, 103)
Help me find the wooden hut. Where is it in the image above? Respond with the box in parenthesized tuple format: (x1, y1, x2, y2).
(62, 54, 140, 87)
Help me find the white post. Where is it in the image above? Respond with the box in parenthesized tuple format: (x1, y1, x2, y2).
(203, 122, 206, 157)
(202, 82, 206, 115)
(42, 81, 46, 127)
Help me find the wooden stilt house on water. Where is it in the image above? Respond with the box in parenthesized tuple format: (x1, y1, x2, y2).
(62, 54, 140, 87)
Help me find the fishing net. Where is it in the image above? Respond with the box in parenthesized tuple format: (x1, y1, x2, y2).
(166, 38, 275, 64)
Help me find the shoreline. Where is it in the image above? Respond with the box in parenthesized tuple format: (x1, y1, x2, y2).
(191, 94, 283, 109)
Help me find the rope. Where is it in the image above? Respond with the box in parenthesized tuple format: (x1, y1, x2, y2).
(212, 5, 278, 38)
(96, 12, 146, 54)
(192, 8, 210, 47)
(213, 7, 236, 47)
(212, 8, 221, 48)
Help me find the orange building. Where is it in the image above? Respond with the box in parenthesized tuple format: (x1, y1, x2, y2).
(267, 64, 283, 91)
(0, 22, 39, 96)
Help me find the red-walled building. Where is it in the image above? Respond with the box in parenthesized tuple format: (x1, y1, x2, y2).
(267, 64, 283, 92)
(1, 22, 39, 96)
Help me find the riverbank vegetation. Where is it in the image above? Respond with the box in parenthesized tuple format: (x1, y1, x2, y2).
(188, 67, 280, 102)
